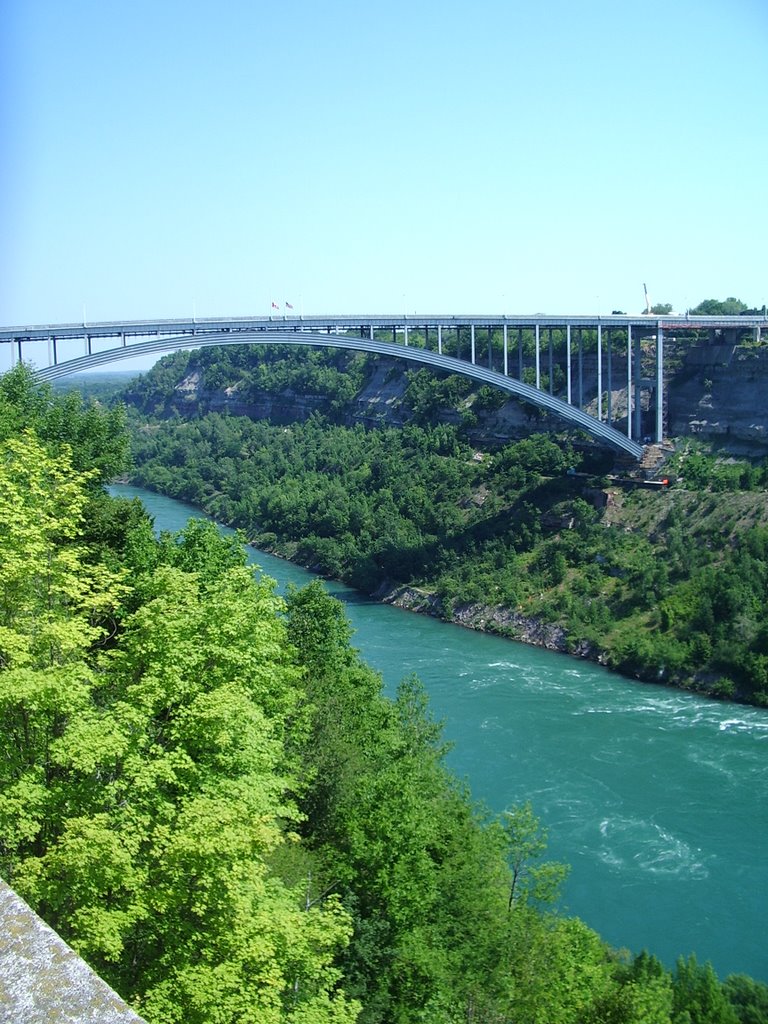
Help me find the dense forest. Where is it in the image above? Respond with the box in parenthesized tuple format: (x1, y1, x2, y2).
(120, 343, 768, 706)
(3, 367, 768, 1021)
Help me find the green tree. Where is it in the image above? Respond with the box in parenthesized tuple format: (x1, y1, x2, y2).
(158, 516, 247, 583)
(0, 363, 129, 483)
(503, 801, 569, 908)
(594, 950, 675, 1024)
(0, 433, 359, 1022)
(672, 955, 738, 1024)
(504, 914, 616, 1024)
(690, 298, 748, 316)
(723, 974, 768, 1024)
(0, 430, 127, 674)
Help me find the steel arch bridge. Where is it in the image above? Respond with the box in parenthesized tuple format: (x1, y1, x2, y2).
(2, 312, 764, 459)
(37, 327, 645, 456)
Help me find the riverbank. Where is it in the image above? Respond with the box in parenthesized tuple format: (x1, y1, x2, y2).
(238, 528, 754, 704)
(373, 581, 593, 654)
(149, 490, 751, 707)
(108, 481, 768, 984)
(122, 479, 604, 662)
(367, 583, 748, 703)
(382, 581, 606, 651)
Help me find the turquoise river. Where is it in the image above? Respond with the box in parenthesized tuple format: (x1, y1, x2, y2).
(111, 484, 768, 983)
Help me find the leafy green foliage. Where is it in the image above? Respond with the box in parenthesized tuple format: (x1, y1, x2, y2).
(0, 434, 358, 1022)
(690, 298, 749, 316)
(723, 974, 768, 1024)
(672, 955, 739, 1024)
(503, 801, 569, 907)
(0, 430, 128, 672)
(670, 446, 768, 493)
(120, 345, 768, 703)
(403, 368, 473, 422)
(2, 364, 762, 1022)
(0, 363, 130, 483)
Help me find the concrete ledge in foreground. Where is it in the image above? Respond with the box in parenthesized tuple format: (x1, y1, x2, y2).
(0, 879, 146, 1024)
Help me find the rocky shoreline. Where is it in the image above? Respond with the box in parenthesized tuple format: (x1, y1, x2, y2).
(122, 484, 755, 706)
(371, 581, 600, 659)
(240, 537, 745, 703)
(368, 582, 752, 705)
(250, 536, 608, 665)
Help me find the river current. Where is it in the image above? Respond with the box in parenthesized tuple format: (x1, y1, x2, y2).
(110, 484, 768, 982)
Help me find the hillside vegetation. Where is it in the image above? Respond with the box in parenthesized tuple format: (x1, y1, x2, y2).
(7, 363, 768, 1020)
(121, 345, 768, 706)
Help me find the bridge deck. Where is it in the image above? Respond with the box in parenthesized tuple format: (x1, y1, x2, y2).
(0, 311, 765, 343)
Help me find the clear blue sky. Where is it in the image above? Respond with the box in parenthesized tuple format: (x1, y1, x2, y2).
(2, 0, 766, 337)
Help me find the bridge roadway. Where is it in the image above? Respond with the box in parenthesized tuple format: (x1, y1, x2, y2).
(1, 313, 765, 460)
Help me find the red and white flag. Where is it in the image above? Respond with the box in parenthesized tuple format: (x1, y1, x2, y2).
(285, 301, 294, 309)
(271, 301, 280, 310)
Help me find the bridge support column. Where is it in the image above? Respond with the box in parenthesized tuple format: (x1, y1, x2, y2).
(503, 324, 508, 375)
(626, 325, 632, 438)
(369, 325, 374, 341)
(404, 325, 409, 346)
(606, 329, 612, 426)
(656, 323, 664, 442)
(633, 326, 642, 441)
(487, 327, 493, 370)
(470, 325, 476, 364)
(566, 325, 571, 403)
(518, 328, 523, 379)
(578, 329, 583, 409)
(596, 324, 602, 421)
(437, 325, 442, 355)
(535, 325, 541, 389)
(548, 328, 554, 395)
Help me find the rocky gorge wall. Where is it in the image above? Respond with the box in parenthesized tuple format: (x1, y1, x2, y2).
(164, 340, 768, 458)
(667, 342, 768, 455)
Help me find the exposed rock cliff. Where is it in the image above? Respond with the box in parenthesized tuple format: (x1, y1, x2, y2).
(374, 582, 595, 657)
(156, 340, 768, 457)
(667, 343, 768, 454)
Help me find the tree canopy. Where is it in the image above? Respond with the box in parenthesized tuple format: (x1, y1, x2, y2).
(690, 297, 749, 316)
(1, 362, 765, 1022)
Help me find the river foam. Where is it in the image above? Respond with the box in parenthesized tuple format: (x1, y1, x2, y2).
(598, 817, 710, 879)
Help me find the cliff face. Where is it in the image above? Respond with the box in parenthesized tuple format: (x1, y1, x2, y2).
(667, 343, 768, 454)
(162, 342, 768, 457)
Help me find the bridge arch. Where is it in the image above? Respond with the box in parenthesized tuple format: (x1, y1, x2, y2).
(33, 329, 644, 459)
